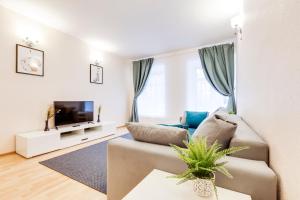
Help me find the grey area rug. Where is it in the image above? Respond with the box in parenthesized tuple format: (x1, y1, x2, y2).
(40, 133, 132, 194)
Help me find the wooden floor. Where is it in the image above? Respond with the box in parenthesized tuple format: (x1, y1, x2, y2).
(0, 127, 128, 200)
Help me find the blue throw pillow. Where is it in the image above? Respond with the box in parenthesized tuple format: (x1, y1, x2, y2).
(185, 111, 208, 129)
(188, 128, 196, 135)
(159, 124, 189, 130)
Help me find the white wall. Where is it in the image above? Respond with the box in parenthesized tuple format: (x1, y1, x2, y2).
(0, 6, 132, 154)
(237, 0, 300, 199)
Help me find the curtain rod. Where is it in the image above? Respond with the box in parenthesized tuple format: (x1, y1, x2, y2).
(130, 38, 236, 62)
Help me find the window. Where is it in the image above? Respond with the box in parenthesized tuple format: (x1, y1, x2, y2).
(137, 52, 229, 119)
(138, 62, 165, 117)
(186, 56, 228, 112)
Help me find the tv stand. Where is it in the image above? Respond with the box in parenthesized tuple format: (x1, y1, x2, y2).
(16, 121, 117, 158)
(72, 124, 81, 127)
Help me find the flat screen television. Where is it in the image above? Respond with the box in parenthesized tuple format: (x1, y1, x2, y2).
(54, 101, 94, 126)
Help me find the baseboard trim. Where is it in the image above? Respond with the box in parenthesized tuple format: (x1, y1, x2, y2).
(0, 151, 15, 156)
(117, 124, 127, 128)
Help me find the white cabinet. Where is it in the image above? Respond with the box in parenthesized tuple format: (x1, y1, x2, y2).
(16, 121, 116, 158)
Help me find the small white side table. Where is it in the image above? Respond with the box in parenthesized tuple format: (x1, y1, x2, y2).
(122, 169, 252, 200)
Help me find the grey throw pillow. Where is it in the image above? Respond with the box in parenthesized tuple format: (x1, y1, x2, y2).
(127, 123, 188, 147)
(192, 114, 237, 149)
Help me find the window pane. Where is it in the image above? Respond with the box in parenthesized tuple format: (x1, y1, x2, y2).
(186, 56, 228, 112)
(138, 63, 165, 117)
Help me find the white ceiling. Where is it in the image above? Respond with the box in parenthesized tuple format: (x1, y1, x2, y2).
(0, 0, 242, 59)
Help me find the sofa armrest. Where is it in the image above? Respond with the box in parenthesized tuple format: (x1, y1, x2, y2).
(107, 138, 186, 200)
(230, 118, 269, 163)
(230, 138, 269, 163)
(216, 156, 277, 200)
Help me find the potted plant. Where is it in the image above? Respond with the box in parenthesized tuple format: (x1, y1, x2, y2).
(171, 137, 248, 198)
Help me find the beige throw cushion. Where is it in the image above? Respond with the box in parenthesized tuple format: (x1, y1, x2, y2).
(127, 123, 188, 147)
(211, 107, 242, 124)
(211, 107, 228, 115)
(192, 114, 237, 149)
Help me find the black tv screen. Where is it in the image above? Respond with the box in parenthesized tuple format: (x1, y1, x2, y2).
(54, 101, 94, 126)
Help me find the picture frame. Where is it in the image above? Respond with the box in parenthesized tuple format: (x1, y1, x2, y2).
(90, 64, 103, 84)
(16, 44, 44, 76)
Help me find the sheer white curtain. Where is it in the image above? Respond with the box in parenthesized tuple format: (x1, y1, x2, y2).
(186, 54, 228, 112)
(138, 62, 166, 117)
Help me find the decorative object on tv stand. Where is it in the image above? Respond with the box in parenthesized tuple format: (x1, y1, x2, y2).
(90, 64, 103, 84)
(44, 106, 61, 131)
(231, 14, 243, 40)
(97, 105, 101, 122)
(16, 44, 44, 76)
(171, 137, 248, 198)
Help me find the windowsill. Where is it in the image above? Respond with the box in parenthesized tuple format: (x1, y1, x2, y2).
(139, 116, 179, 124)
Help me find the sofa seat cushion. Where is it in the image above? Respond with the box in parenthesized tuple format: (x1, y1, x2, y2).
(127, 123, 188, 147)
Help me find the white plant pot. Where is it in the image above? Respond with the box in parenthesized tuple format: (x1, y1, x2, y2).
(193, 177, 215, 197)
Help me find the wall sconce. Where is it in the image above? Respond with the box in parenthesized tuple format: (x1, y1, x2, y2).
(94, 59, 102, 66)
(231, 15, 243, 40)
(90, 51, 104, 66)
(23, 36, 39, 47)
(16, 23, 42, 47)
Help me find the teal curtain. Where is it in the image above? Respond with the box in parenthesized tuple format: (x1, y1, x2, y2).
(130, 58, 154, 122)
(198, 43, 236, 113)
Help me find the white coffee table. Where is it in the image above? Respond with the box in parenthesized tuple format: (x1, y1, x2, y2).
(122, 169, 251, 200)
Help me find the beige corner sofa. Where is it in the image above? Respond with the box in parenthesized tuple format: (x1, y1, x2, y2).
(107, 116, 277, 200)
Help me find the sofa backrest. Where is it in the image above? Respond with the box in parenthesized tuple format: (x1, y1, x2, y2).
(229, 116, 269, 164)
